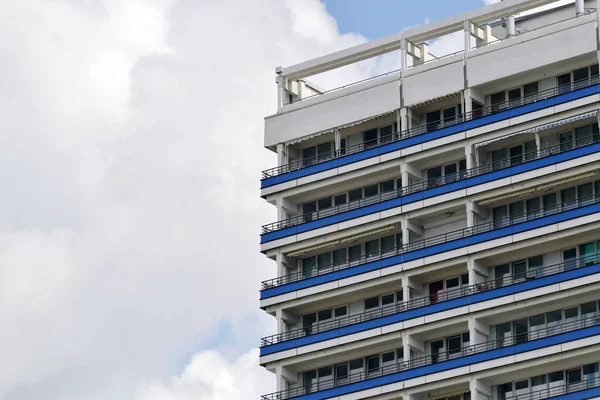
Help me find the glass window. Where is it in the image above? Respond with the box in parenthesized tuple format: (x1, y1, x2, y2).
(397, 348, 404, 360)
(592, 64, 599, 77)
(447, 335, 462, 354)
(443, 106, 457, 123)
(557, 73, 572, 94)
(525, 140, 537, 161)
(509, 145, 523, 166)
(574, 67, 590, 83)
(364, 183, 379, 198)
(349, 245, 361, 261)
(508, 88, 521, 104)
(565, 306, 579, 321)
(562, 248, 576, 270)
(382, 293, 395, 306)
(529, 314, 545, 328)
(382, 351, 395, 364)
(318, 309, 332, 321)
(579, 182, 593, 203)
(527, 197, 541, 218)
(515, 380, 529, 391)
(491, 91, 506, 111)
(365, 239, 380, 256)
(302, 147, 317, 163)
(380, 180, 394, 193)
(302, 257, 316, 278)
(367, 356, 380, 371)
(444, 163, 458, 182)
(381, 235, 395, 251)
(543, 193, 557, 214)
(333, 248, 346, 265)
(318, 366, 332, 378)
(498, 382, 513, 399)
(492, 148, 508, 170)
(524, 82, 539, 98)
(427, 166, 443, 182)
(334, 193, 347, 206)
(561, 187, 576, 207)
(549, 371, 564, 383)
(349, 188, 362, 202)
(303, 201, 317, 214)
(568, 368, 582, 384)
(364, 129, 378, 147)
(531, 374, 547, 387)
(334, 306, 347, 318)
(493, 205, 508, 228)
(365, 296, 379, 310)
(317, 197, 332, 211)
(349, 359, 363, 371)
(317, 253, 332, 269)
(509, 201, 524, 222)
(335, 363, 348, 379)
(580, 242, 596, 265)
(380, 125, 393, 142)
(581, 301, 597, 315)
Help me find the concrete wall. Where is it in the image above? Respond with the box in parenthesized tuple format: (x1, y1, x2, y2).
(467, 14, 597, 87)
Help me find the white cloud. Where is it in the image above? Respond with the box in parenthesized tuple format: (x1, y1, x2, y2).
(0, 1, 395, 399)
(135, 349, 273, 400)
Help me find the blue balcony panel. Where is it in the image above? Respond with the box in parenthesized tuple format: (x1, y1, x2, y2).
(261, 84, 600, 189)
(260, 141, 600, 244)
(260, 262, 600, 356)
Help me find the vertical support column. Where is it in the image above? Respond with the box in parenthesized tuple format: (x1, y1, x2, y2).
(402, 275, 417, 303)
(276, 67, 285, 111)
(534, 130, 541, 151)
(403, 331, 425, 367)
(464, 88, 473, 115)
(400, 107, 410, 132)
(506, 15, 515, 37)
(469, 317, 490, 347)
(576, 0, 585, 16)
(466, 200, 475, 228)
(396, 109, 402, 134)
(470, 377, 492, 400)
(468, 258, 489, 290)
(464, 18, 471, 54)
(334, 128, 341, 153)
(277, 143, 287, 167)
(465, 143, 474, 171)
(275, 365, 297, 392)
(275, 307, 286, 334)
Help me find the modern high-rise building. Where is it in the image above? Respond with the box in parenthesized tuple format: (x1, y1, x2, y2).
(258, 1, 600, 399)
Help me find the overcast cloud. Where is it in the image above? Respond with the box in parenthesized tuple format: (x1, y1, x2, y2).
(0, 1, 482, 399)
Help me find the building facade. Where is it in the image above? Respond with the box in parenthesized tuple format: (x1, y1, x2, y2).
(258, 1, 600, 399)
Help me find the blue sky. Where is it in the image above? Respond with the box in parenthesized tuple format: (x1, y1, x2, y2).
(323, 0, 485, 39)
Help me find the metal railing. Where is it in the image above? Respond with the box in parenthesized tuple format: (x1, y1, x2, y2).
(261, 74, 600, 180)
(260, 254, 600, 347)
(261, 129, 599, 234)
(261, 315, 600, 400)
(260, 192, 600, 290)
(503, 375, 600, 400)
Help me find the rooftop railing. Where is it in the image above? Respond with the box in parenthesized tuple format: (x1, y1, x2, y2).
(261, 74, 600, 180)
(261, 130, 600, 234)
(502, 375, 600, 400)
(260, 192, 600, 291)
(260, 254, 599, 347)
(260, 314, 600, 399)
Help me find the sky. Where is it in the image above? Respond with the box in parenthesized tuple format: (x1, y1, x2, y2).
(0, 0, 575, 399)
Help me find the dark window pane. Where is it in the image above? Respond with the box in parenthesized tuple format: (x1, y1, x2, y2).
(335, 364, 348, 378)
(303, 201, 317, 214)
(349, 359, 363, 370)
(447, 335, 461, 353)
(592, 64, 599, 77)
(381, 235, 395, 251)
(491, 91, 506, 105)
(364, 129, 378, 146)
(318, 309, 332, 321)
(333, 249, 346, 264)
(334, 194, 347, 205)
(397, 348, 404, 359)
(318, 366, 332, 378)
(574, 67, 590, 82)
(382, 294, 394, 306)
(365, 297, 379, 309)
(531, 375, 547, 387)
(318, 197, 332, 210)
(364, 183, 379, 198)
(524, 82, 539, 96)
(582, 301, 597, 315)
(349, 188, 363, 202)
(382, 352, 395, 363)
(317, 253, 331, 269)
(530, 314, 545, 327)
(380, 180, 394, 193)
(367, 356, 380, 371)
(334, 306, 347, 317)
(365, 239, 380, 256)
(515, 380, 529, 390)
(550, 371, 564, 382)
(349, 245, 361, 260)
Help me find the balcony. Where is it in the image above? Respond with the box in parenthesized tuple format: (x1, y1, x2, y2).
(261, 191, 600, 299)
(260, 314, 600, 400)
(260, 255, 600, 355)
(503, 376, 600, 400)
(260, 125, 600, 243)
(261, 75, 600, 189)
